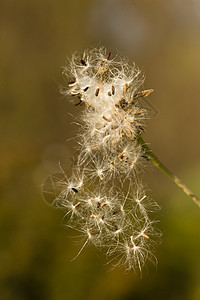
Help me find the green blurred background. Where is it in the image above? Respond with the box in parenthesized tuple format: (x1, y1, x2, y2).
(1, 0, 200, 299)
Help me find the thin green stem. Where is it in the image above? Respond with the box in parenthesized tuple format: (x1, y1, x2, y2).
(136, 135, 200, 208)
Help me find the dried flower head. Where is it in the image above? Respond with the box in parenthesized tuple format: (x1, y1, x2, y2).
(43, 46, 160, 272)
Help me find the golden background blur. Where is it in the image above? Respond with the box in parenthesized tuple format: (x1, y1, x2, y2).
(1, 0, 200, 299)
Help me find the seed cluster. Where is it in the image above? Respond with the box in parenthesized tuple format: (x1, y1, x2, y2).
(43, 47, 160, 272)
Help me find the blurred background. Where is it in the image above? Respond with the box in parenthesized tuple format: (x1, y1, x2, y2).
(1, 0, 200, 299)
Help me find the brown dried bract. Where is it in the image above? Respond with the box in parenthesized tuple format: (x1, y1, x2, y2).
(83, 86, 89, 92)
(68, 79, 76, 85)
(112, 85, 115, 95)
(142, 233, 150, 239)
(95, 88, 100, 97)
(106, 51, 111, 60)
(91, 230, 100, 236)
(113, 209, 121, 215)
(112, 222, 118, 231)
(123, 83, 130, 93)
(102, 115, 111, 122)
(133, 89, 154, 100)
(74, 99, 83, 106)
(80, 59, 87, 66)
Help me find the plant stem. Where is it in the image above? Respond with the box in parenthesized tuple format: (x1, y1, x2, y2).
(136, 135, 200, 208)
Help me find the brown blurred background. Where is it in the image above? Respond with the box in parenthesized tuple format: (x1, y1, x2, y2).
(1, 0, 200, 299)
